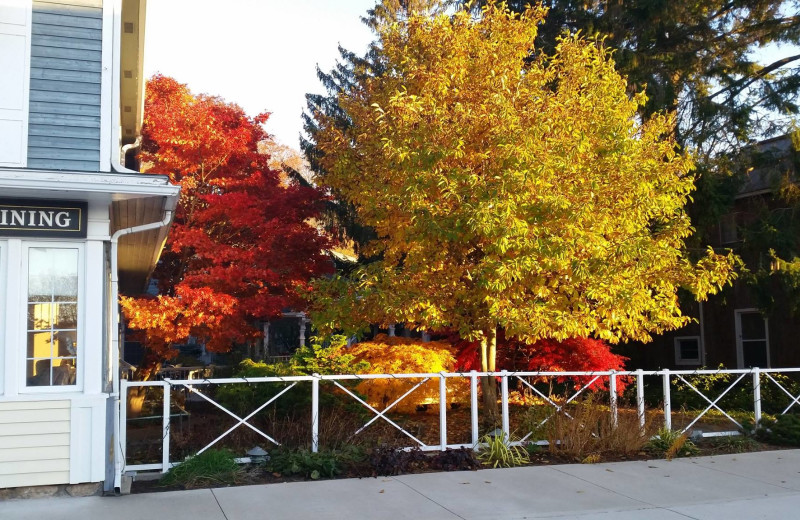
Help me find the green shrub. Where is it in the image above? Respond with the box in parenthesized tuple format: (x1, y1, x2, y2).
(215, 336, 371, 419)
(215, 359, 301, 417)
(752, 414, 800, 446)
(644, 428, 699, 459)
(267, 446, 365, 479)
(290, 335, 369, 375)
(476, 433, 530, 468)
(160, 449, 243, 488)
(706, 434, 760, 454)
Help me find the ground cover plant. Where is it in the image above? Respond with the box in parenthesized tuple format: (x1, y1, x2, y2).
(476, 433, 530, 468)
(159, 449, 244, 488)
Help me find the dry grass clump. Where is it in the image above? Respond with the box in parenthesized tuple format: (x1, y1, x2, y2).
(523, 396, 656, 462)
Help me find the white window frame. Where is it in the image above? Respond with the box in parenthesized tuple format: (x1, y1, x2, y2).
(18, 241, 85, 394)
(674, 336, 702, 366)
(735, 308, 770, 369)
(0, 240, 6, 394)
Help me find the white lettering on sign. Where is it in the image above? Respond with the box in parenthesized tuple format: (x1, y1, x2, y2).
(0, 208, 75, 228)
(55, 211, 71, 227)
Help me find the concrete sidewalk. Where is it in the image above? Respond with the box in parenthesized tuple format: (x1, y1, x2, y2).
(2, 450, 800, 519)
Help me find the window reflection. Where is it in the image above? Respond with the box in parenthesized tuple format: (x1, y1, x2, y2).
(25, 248, 78, 387)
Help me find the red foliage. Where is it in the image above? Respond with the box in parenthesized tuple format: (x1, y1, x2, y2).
(121, 75, 334, 364)
(453, 332, 629, 393)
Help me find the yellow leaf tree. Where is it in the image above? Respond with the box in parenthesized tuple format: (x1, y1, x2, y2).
(307, 1, 736, 418)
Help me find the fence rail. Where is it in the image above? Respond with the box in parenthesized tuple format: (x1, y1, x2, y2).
(120, 367, 800, 474)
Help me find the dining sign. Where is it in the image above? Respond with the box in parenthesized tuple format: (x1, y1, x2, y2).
(0, 199, 88, 238)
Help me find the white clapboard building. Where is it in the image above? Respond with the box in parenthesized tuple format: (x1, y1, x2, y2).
(0, 0, 178, 493)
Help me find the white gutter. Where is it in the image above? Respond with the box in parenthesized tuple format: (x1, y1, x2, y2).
(110, 210, 172, 493)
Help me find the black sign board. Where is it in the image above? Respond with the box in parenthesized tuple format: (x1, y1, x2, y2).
(0, 199, 88, 238)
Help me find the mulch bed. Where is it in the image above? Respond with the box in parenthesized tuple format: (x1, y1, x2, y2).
(130, 438, 792, 494)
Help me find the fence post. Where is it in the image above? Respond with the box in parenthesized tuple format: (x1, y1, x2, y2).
(501, 370, 510, 440)
(162, 382, 171, 473)
(662, 369, 671, 431)
(609, 370, 618, 429)
(753, 367, 761, 426)
(470, 371, 479, 446)
(311, 373, 320, 453)
(636, 369, 645, 433)
(439, 373, 447, 451)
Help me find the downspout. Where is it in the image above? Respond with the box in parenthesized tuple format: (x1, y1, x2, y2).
(110, 210, 172, 493)
(109, 0, 138, 175)
(120, 136, 142, 170)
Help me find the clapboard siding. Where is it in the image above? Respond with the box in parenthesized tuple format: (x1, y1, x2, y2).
(29, 146, 100, 161)
(0, 472, 71, 488)
(30, 55, 100, 72)
(30, 112, 100, 128)
(29, 124, 100, 139)
(0, 401, 71, 488)
(30, 100, 101, 117)
(32, 23, 100, 40)
(27, 0, 103, 172)
(31, 44, 102, 62)
(32, 12, 103, 30)
(27, 158, 100, 171)
(32, 34, 103, 51)
(34, 2, 103, 18)
(30, 66, 101, 84)
(0, 407, 71, 424)
(0, 432, 70, 448)
(31, 78, 102, 94)
(30, 89, 101, 105)
(29, 135, 99, 150)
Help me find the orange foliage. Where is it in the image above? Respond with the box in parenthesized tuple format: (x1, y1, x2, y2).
(348, 334, 468, 412)
(122, 76, 333, 371)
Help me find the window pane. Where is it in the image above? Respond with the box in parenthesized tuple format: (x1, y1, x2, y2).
(740, 312, 766, 340)
(27, 303, 52, 330)
(52, 359, 76, 386)
(54, 303, 77, 329)
(679, 339, 699, 360)
(25, 247, 79, 387)
(27, 331, 52, 358)
(54, 331, 77, 357)
(27, 359, 51, 386)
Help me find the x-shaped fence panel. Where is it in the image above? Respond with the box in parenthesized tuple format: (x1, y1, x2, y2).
(331, 377, 430, 447)
(169, 379, 297, 455)
(764, 372, 800, 415)
(516, 374, 604, 444)
(672, 372, 747, 433)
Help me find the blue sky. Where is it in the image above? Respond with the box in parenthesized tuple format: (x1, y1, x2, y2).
(144, 0, 377, 148)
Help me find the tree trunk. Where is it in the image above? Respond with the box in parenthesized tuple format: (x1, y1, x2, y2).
(480, 327, 500, 427)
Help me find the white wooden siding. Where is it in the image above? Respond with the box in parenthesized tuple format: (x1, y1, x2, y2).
(0, 400, 71, 488)
(27, 0, 102, 171)
(0, 0, 32, 167)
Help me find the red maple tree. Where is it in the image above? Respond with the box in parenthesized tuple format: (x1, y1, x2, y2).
(120, 75, 333, 370)
(453, 332, 629, 393)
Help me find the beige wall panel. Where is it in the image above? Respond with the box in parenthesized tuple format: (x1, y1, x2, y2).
(0, 445, 68, 462)
(0, 471, 70, 488)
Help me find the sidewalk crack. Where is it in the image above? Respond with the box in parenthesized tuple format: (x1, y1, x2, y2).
(548, 466, 700, 520)
(210, 489, 231, 520)
(391, 476, 467, 519)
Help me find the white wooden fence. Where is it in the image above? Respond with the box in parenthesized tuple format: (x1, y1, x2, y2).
(120, 367, 800, 474)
